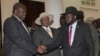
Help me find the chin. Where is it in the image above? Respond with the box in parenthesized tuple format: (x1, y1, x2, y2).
(66, 23, 71, 26)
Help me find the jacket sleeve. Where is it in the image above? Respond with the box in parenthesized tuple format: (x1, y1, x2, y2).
(32, 31, 42, 46)
(89, 24, 99, 56)
(46, 28, 63, 53)
(84, 24, 94, 56)
(3, 19, 37, 54)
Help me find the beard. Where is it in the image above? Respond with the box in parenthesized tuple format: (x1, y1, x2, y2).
(65, 22, 70, 26)
(65, 19, 76, 26)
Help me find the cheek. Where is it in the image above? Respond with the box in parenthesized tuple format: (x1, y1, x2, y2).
(20, 13, 24, 17)
(65, 18, 71, 21)
(17, 13, 22, 17)
(42, 21, 47, 24)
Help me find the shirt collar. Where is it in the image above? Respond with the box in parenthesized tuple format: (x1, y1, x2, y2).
(13, 15, 22, 21)
(42, 26, 50, 30)
(70, 21, 77, 28)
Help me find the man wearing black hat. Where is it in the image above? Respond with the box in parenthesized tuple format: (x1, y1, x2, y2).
(39, 6, 94, 56)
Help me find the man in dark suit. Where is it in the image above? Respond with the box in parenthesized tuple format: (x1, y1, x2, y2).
(3, 2, 42, 56)
(32, 12, 61, 56)
(40, 6, 94, 56)
(77, 10, 99, 56)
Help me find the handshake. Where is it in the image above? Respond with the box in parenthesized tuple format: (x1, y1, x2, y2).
(37, 45, 46, 54)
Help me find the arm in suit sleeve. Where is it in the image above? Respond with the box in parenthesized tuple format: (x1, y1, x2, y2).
(45, 28, 63, 53)
(89, 24, 99, 56)
(84, 24, 94, 56)
(3, 19, 37, 54)
(32, 31, 41, 46)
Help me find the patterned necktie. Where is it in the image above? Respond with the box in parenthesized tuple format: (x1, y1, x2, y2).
(46, 28, 53, 38)
(68, 26, 72, 46)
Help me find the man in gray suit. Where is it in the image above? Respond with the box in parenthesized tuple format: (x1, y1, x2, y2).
(33, 12, 61, 56)
(3, 2, 42, 56)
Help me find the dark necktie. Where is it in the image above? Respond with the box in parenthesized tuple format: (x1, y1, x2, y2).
(68, 26, 72, 46)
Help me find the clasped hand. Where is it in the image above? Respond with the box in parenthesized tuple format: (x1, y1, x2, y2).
(37, 45, 46, 54)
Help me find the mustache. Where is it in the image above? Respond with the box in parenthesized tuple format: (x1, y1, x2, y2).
(65, 23, 70, 26)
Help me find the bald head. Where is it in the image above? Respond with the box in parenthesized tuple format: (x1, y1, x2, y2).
(12, 2, 27, 20)
(13, 2, 26, 13)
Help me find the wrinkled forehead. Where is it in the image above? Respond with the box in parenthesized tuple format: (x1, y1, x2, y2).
(65, 14, 75, 17)
(41, 16, 49, 20)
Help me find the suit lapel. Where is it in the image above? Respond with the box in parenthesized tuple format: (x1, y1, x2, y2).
(64, 26, 69, 45)
(51, 28, 56, 39)
(72, 22, 81, 47)
(12, 16, 30, 37)
(40, 27, 53, 39)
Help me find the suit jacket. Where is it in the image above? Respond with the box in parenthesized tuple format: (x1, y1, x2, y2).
(46, 22, 94, 56)
(88, 24, 99, 56)
(3, 16, 37, 56)
(33, 27, 61, 56)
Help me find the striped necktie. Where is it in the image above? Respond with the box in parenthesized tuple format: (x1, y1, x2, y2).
(46, 28, 53, 38)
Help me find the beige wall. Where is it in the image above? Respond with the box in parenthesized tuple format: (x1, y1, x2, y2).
(33, 0, 100, 21)
(63, 0, 80, 9)
(1, 0, 100, 36)
(33, 0, 44, 2)
(1, 0, 18, 27)
(1, 0, 100, 23)
(1, 0, 100, 29)
(63, 0, 100, 21)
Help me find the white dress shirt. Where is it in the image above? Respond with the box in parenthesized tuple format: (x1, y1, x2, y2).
(69, 21, 77, 46)
(42, 26, 53, 38)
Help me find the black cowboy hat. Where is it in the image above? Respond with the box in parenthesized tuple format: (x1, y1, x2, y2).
(61, 6, 78, 15)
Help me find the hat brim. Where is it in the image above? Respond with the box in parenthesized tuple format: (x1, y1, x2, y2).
(35, 14, 54, 25)
(61, 12, 78, 15)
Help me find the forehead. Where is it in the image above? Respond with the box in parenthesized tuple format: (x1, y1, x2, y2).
(19, 5, 26, 10)
(65, 14, 74, 16)
(14, 3, 26, 10)
(41, 16, 49, 20)
(17, 7, 26, 12)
